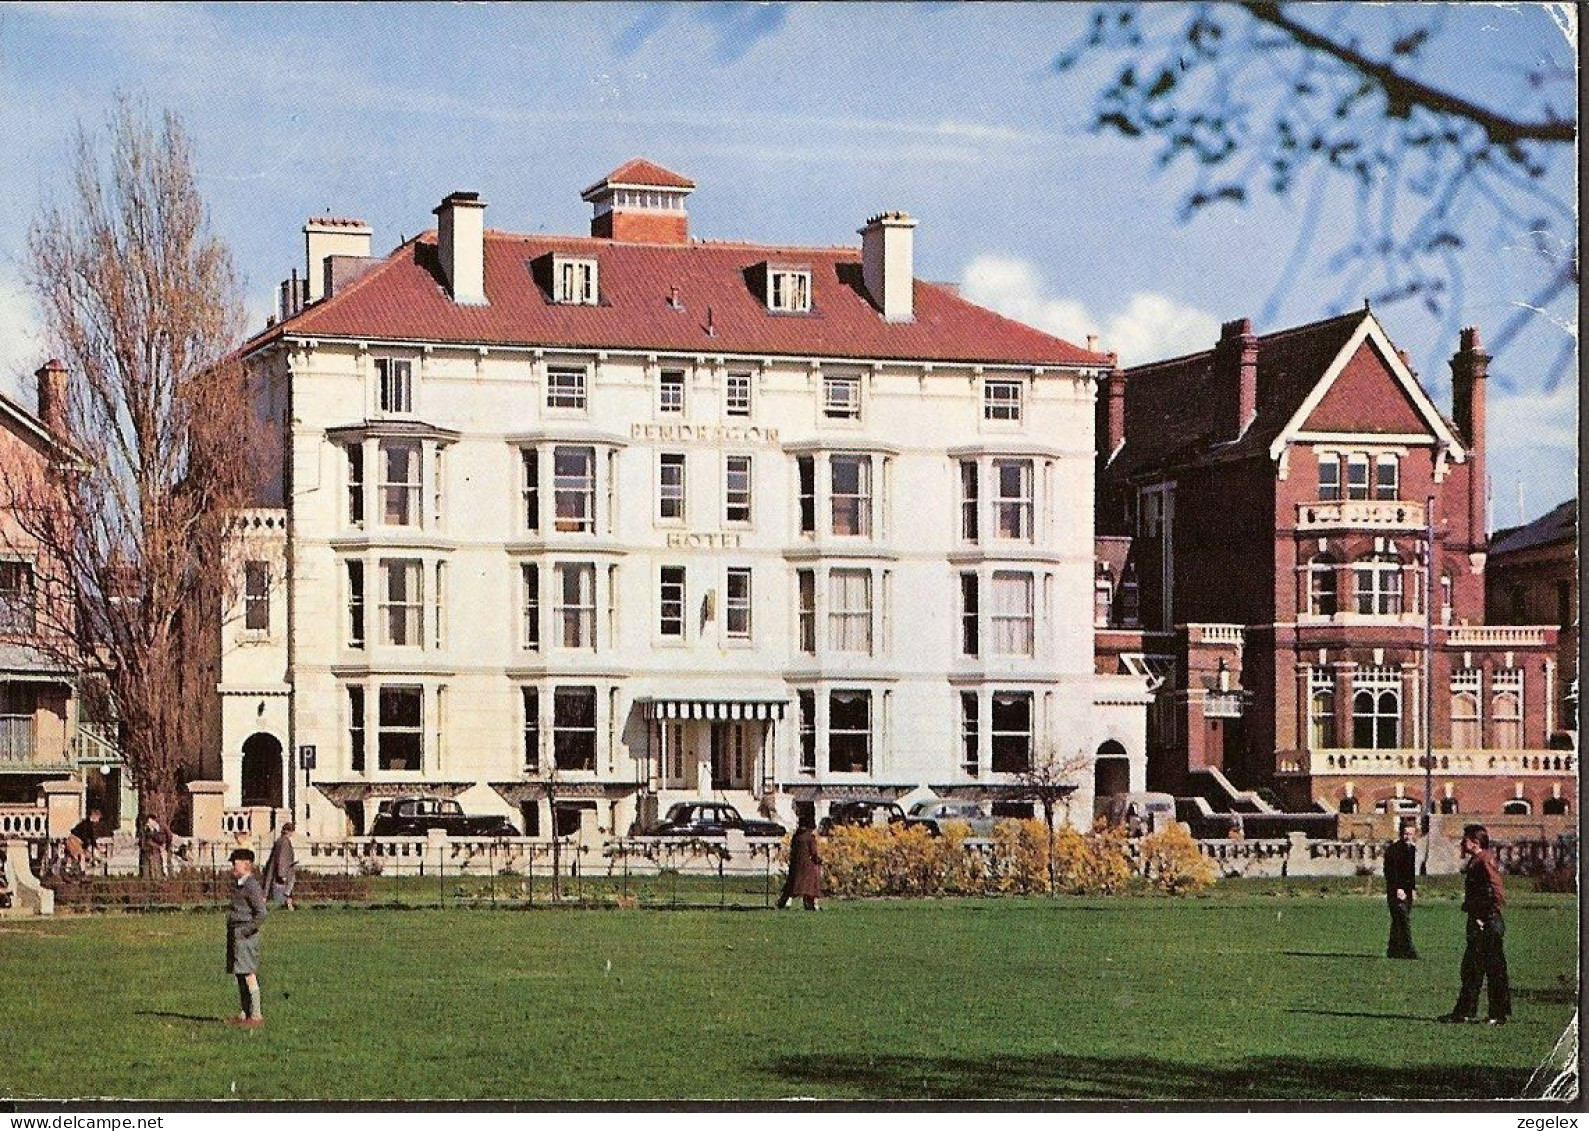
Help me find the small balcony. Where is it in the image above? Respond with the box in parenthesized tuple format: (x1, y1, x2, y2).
(1445, 625, 1551, 647)
(1203, 692, 1245, 719)
(1296, 499, 1426, 531)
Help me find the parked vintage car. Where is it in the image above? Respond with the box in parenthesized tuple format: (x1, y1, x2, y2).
(902, 799, 999, 838)
(818, 798, 907, 834)
(368, 797, 518, 838)
(640, 802, 786, 839)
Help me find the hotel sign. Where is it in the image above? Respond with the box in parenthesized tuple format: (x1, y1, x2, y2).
(664, 532, 743, 548)
(630, 423, 779, 444)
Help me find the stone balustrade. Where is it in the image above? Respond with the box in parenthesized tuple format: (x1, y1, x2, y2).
(0, 806, 47, 839)
(1445, 625, 1551, 647)
(1290, 749, 1573, 776)
(1187, 623, 1245, 646)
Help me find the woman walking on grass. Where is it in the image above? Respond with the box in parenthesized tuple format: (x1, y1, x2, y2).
(778, 816, 823, 911)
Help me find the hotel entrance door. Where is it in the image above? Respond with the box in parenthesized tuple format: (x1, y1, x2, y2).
(710, 722, 753, 791)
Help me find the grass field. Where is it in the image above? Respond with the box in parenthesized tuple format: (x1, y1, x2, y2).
(0, 879, 1576, 1102)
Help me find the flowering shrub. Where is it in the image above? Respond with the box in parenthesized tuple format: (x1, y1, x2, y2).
(1137, 820, 1217, 894)
(815, 818, 1213, 898)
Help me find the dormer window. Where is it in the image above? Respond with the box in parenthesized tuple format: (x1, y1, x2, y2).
(554, 257, 598, 305)
(376, 358, 412, 415)
(769, 269, 811, 313)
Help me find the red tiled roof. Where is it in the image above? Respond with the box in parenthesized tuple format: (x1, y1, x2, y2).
(1105, 310, 1368, 482)
(248, 231, 1107, 368)
(583, 158, 696, 195)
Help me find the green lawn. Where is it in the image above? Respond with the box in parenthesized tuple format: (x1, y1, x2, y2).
(1, 881, 1576, 1101)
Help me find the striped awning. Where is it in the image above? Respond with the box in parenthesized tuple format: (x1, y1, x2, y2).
(642, 698, 787, 721)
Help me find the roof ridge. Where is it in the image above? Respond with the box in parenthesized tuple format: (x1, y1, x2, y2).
(259, 234, 426, 343)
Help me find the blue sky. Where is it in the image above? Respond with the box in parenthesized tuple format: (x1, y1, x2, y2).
(0, 2, 1576, 522)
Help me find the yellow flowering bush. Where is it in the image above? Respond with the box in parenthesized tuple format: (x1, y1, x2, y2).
(1137, 819, 1217, 894)
(807, 817, 1215, 898)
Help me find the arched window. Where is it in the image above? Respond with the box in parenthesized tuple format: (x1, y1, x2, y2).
(1308, 555, 1339, 616)
(1492, 691, 1522, 749)
(1450, 688, 1481, 749)
(1502, 798, 1532, 816)
(1354, 554, 1403, 616)
(1353, 688, 1401, 749)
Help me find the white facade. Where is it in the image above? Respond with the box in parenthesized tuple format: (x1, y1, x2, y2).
(223, 189, 1149, 842)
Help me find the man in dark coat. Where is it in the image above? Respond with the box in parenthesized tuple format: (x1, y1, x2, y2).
(261, 822, 297, 910)
(1439, 824, 1511, 1024)
(1383, 818, 1419, 959)
(777, 817, 823, 911)
(225, 848, 268, 1027)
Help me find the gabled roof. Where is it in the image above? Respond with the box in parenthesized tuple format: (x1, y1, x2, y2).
(1490, 498, 1577, 556)
(581, 158, 696, 198)
(245, 231, 1108, 369)
(1106, 310, 1459, 483)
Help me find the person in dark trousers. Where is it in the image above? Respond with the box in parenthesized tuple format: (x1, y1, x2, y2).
(777, 817, 823, 911)
(1439, 824, 1511, 1025)
(1383, 818, 1420, 959)
(261, 822, 297, 910)
(64, 808, 103, 875)
(225, 848, 268, 1028)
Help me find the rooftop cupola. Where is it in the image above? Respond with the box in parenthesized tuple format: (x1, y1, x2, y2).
(581, 158, 695, 244)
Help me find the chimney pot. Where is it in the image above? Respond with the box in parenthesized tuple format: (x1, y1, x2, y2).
(433, 192, 488, 305)
(1214, 316, 1259, 438)
(859, 211, 918, 323)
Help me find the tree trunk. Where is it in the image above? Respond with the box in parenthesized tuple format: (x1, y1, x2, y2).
(1043, 800, 1057, 894)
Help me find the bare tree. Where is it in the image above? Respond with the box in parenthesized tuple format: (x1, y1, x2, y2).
(1014, 747, 1092, 893)
(2, 98, 257, 874)
(1057, 3, 1577, 386)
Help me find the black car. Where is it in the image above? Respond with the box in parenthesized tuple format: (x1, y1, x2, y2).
(368, 797, 518, 838)
(818, 799, 906, 834)
(641, 802, 786, 839)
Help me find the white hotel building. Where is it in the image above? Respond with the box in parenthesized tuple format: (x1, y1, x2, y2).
(226, 159, 1150, 840)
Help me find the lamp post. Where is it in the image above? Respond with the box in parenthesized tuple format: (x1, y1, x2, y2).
(1421, 493, 1435, 873)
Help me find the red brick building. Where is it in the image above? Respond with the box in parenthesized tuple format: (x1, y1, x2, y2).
(1093, 311, 1573, 817)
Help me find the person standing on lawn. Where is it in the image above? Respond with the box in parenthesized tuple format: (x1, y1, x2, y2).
(225, 848, 268, 1027)
(1439, 824, 1511, 1025)
(261, 821, 297, 910)
(777, 816, 823, 911)
(1383, 818, 1419, 959)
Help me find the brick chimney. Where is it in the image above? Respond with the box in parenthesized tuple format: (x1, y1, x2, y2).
(1450, 325, 1488, 542)
(1213, 317, 1259, 439)
(581, 159, 695, 244)
(303, 217, 372, 303)
(859, 211, 917, 323)
(433, 192, 488, 305)
(35, 360, 68, 440)
(1104, 356, 1126, 456)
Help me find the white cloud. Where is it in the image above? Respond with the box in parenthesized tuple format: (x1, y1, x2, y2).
(960, 254, 1221, 363)
(0, 267, 44, 402)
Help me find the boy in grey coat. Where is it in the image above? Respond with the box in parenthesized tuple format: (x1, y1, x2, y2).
(225, 848, 268, 1027)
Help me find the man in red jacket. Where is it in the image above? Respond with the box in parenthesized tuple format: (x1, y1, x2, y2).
(1438, 824, 1511, 1025)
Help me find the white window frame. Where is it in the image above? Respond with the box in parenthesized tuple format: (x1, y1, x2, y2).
(658, 565, 686, 640)
(1374, 454, 1400, 501)
(375, 357, 413, 416)
(830, 454, 872, 537)
(552, 685, 598, 772)
(1354, 556, 1404, 616)
(822, 375, 861, 420)
(521, 563, 541, 651)
(725, 567, 752, 641)
(376, 685, 424, 772)
(827, 689, 871, 773)
(990, 571, 1035, 657)
(983, 380, 1022, 422)
(827, 568, 873, 655)
(243, 561, 269, 634)
(1317, 455, 1340, 502)
(1308, 669, 1336, 749)
(553, 562, 597, 651)
(658, 369, 686, 415)
(379, 558, 424, 648)
(658, 452, 686, 523)
(724, 455, 753, 525)
(379, 441, 421, 528)
(989, 690, 1034, 774)
(725, 371, 753, 417)
(546, 367, 588, 412)
(769, 269, 811, 313)
(1346, 453, 1371, 501)
(554, 258, 598, 305)
(553, 446, 597, 533)
(993, 459, 1034, 542)
(346, 559, 366, 650)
